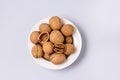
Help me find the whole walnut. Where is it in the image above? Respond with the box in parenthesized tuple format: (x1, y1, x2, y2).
(50, 30, 64, 43)
(61, 24, 74, 36)
(39, 23, 51, 33)
(30, 31, 40, 44)
(43, 53, 50, 60)
(32, 45, 43, 58)
(50, 53, 66, 64)
(43, 42, 53, 54)
(49, 16, 62, 30)
(65, 36, 73, 43)
(64, 44, 75, 55)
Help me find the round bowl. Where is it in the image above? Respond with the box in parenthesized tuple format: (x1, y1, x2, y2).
(28, 17, 82, 70)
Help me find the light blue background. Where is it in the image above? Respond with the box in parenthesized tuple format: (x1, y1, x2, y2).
(0, 0, 120, 80)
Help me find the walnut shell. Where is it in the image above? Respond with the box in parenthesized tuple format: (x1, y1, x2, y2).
(30, 31, 40, 44)
(43, 53, 50, 60)
(64, 44, 75, 55)
(61, 24, 74, 36)
(32, 45, 43, 58)
(49, 16, 62, 30)
(38, 32, 49, 44)
(54, 43, 65, 49)
(54, 48, 64, 53)
(43, 42, 53, 54)
(65, 36, 73, 43)
(50, 30, 64, 43)
(50, 53, 66, 64)
(39, 23, 51, 33)
(54, 43, 64, 53)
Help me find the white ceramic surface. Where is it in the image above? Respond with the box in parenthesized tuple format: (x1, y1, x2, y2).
(28, 17, 82, 70)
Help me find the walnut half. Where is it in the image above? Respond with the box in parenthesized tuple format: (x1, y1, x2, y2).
(38, 32, 49, 44)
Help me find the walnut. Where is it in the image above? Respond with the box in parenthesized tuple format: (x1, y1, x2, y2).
(38, 32, 49, 44)
(54, 43, 65, 49)
(49, 16, 62, 30)
(54, 48, 64, 53)
(43, 53, 50, 60)
(65, 36, 73, 43)
(43, 42, 53, 54)
(50, 53, 66, 64)
(30, 31, 40, 44)
(54, 43, 65, 53)
(32, 45, 43, 58)
(64, 44, 75, 55)
(50, 30, 64, 43)
(39, 23, 51, 33)
(61, 24, 74, 36)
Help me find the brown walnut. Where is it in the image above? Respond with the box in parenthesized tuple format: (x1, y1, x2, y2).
(38, 32, 49, 44)
(32, 45, 43, 58)
(49, 16, 62, 30)
(64, 44, 75, 55)
(43, 42, 53, 54)
(50, 30, 64, 43)
(50, 53, 66, 64)
(61, 24, 74, 36)
(30, 31, 40, 44)
(39, 23, 51, 33)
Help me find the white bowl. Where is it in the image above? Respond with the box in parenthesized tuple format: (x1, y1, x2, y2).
(28, 17, 82, 70)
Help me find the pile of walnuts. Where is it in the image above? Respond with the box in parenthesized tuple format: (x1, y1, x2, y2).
(30, 16, 75, 65)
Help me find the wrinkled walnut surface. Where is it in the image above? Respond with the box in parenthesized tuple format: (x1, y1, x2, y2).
(30, 31, 40, 44)
(50, 53, 66, 64)
(49, 16, 62, 30)
(43, 53, 50, 60)
(61, 24, 74, 36)
(65, 36, 73, 43)
(43, 42, 53, 54)
(39, 23, 51, 33)
(50, 30, 64, 43)
(64, 44, 75, 55)
(32, 45, 43, 58)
